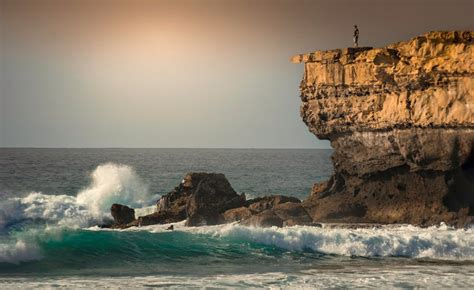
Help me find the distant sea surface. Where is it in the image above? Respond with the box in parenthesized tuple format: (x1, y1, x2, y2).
(0, 148, 473, 288)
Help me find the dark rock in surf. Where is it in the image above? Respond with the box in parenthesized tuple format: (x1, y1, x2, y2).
(138, 172, 247, 226)
(183, 173, 246, 226)
(222, 207, 253, 223)
(247, 195, 301, 213)
(107, 173, 318, 229)
(241, 210, 284, 227)
(273, 202, 313, 226)
(111, 203, 135, 225)
(240, 201, 313, 227)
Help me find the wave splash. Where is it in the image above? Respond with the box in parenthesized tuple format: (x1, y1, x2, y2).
(0, 163, 153, 263)
(76, 163, 150, 219)
(0, 163, 152, 229)
(1, 163, 473, 264)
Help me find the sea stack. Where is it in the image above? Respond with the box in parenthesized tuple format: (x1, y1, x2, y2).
(292, 31, 474, 227)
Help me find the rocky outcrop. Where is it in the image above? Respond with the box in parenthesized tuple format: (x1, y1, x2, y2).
(109, 173, 313, 228)
(136, 173, 246, 226)
(224, 195, 313, 227)
(292, 31, 474, 227)
(183, 173, 247, 226)
(109, 203, 136, 228)
(111, 203, 135, 223)
(247, 195, 301, 213)
(241, 202, 314, 227)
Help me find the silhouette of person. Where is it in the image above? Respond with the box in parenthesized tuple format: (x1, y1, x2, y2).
(353, 25, 359, 47)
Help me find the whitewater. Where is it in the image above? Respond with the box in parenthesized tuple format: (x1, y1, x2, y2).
(1, 148, 473, 288)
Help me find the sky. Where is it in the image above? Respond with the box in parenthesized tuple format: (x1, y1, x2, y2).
(1, 0, 473, 148)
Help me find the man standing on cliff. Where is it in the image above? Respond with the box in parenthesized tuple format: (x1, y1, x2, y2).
(353, 25, 359, 47)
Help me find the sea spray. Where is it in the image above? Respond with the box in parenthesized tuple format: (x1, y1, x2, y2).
(1, 149, 472, 287)
(76, 163, 151, 220)
(0, 163, 156, 264)
(0, 163, 154, 229)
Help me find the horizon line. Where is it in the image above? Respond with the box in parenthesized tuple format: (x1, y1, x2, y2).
(0, 146, 332, 150)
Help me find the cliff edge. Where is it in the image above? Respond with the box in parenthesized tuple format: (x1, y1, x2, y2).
(292, 31, 474, 227)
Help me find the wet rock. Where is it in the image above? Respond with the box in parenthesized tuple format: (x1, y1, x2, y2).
(247, 195, 301, 213)
(185, 173, 247, 226)
(107, 174, 318, 229)
(240, 202, 313, 227)
(241, 210, 284, 227)
(137, 210, 184, 226)
(110, 203, 135, 225)
(222, 207, 253, 223)
(272, 202, 313, 226)
(137, 173, 246, 227)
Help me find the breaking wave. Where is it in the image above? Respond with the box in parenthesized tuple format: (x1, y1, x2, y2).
(1, 222, 473, 266)
(0, 240, 42, 264)
(209, 223, 474, 260)
(0, 163, 153, 229)
(1, 163, 473, 266)
(127, 222, 474, 261)
(0, 163, 154, 264)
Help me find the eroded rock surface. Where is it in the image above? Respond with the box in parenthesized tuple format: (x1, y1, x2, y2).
(109, 203, 136, 229)
(292, 31, 474, 227)
(114, 173, 309, 228)
(184, 173, 247, 226)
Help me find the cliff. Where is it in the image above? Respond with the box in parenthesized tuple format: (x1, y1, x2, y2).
(292, 31, 474, 227)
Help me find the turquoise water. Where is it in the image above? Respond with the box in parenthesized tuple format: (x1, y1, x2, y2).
(1, 148, 473, 288)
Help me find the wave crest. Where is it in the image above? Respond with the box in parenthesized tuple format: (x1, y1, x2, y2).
(0, 163, 152, 229)
(203, 223, 474, 260)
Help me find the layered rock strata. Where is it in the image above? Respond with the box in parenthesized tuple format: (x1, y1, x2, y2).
(292, 31, 474, 226)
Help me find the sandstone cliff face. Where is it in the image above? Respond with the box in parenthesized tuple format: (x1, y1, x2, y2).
(292, 31, 474, 226)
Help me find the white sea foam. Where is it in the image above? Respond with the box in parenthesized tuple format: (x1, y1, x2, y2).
(0, 163, 156, 264)
(212, 224, 474, 260)
(0, 163, 153, 229)
(135, 205, 157, 217)
(0, 240, 42, 264)
(128, 222, 474, 260)
(76, 163, 150, 219)
(2, 266, 473, 288)
(1, 162, 473, 265)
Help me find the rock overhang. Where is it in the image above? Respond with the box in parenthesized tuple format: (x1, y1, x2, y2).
(293, 31, 474, 227)
(291, 31, 473, 139)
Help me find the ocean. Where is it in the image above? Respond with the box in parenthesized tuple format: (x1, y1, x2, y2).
(0, 148, 473, 288)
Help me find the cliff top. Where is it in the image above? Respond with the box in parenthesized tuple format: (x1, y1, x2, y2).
(295, 30, 474, 138)
(291, 31, 473, 65)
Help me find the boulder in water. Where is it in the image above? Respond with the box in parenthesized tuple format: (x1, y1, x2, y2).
(137, 172, 246, 226)
(108, 173, 316, 228)
(247, 195, 301, 213)
(184, 173, 247, 226)
(111, 203, 135, 225)
(222, 206, 253, 223)
(241, 210, 284, 227)
(240, 201, 313, 227)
